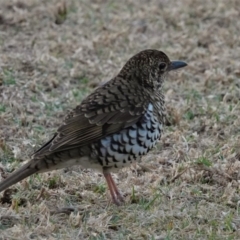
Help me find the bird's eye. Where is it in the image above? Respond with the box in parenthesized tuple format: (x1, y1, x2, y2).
(159, 62, 166, 70)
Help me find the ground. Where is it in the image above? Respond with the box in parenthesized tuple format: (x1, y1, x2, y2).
(0, 0, 240, 239)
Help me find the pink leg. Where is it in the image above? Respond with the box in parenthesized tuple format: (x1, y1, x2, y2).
(108, 173, 124, 202)
(103, 172, 124, 205)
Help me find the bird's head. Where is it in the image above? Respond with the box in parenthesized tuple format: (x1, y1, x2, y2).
(119, 49, 187, 91)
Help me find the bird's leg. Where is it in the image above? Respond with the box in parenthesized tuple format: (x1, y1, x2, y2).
(107, 173, 124, 203)
(103, 172, 124, 205)
(103, 172, 119, 205)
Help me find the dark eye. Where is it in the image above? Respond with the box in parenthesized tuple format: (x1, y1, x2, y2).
(159, 62, 166, 70)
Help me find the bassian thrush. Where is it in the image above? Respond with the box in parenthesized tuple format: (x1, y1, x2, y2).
(0, 49, 187, 205)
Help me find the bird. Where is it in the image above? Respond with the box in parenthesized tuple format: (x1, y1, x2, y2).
(0, 49, 187, 205)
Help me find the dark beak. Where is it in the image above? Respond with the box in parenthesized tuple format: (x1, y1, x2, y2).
(169, 61, 187, 71)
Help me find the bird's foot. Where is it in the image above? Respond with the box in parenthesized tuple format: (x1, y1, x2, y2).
(103, 172, 125, 206)
(112, 191, 125, 206)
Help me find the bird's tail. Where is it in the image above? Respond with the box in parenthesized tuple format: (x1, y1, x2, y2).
(0, 162, 38, 192)
(0, 149, 84, 193)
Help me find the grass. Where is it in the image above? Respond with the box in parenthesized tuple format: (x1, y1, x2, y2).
(0, 0, 240, 239)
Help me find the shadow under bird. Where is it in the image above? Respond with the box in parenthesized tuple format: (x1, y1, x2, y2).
(0, 49, 187, 205)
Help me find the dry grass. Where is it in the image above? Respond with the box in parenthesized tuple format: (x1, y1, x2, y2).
(0, 0, 240, 239)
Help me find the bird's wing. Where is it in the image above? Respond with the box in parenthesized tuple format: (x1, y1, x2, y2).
(33, 78, 149, 157)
